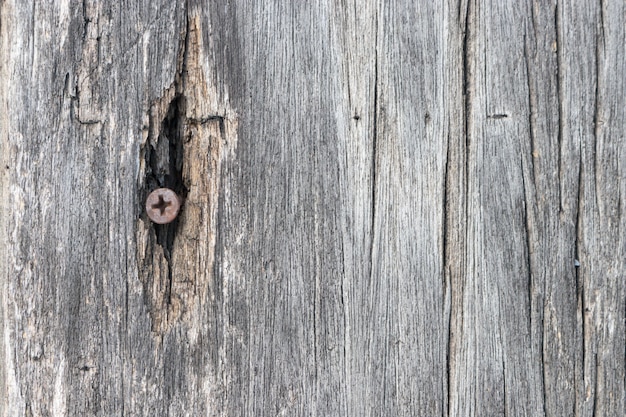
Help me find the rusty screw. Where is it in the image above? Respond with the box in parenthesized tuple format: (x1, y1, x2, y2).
(146, 188, 182, 224)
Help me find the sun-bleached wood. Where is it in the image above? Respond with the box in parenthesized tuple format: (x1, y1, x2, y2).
(1, 0, 624, 415)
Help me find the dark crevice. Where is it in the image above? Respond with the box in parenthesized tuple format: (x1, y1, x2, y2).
(370, 5, 386, 412)
(529, 0, 538, 37)
(145, 95, 188, 248)
(63, 73, 71, 97)
(593, 0, 605, 214)
(519, 152, 533, 337)
(144, 94, 189, 305)
(555, 1, 565, 214)
(75, 116, 101, 125)
(442, 134, 450, 291)
(141, 14, 191, 309)
(523, 33, 538, 192)
(575, 148, 585, 385)
(462, 0, 473, 251)
(521, 30, 536, 340)
(369, 6, 379, 286)
(462, 0, 472, 154)
(443, 130, 452, 417)
(592, 353, 599, 416)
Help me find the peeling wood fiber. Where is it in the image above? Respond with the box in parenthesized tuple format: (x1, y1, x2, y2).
(1, 0, 625, 416)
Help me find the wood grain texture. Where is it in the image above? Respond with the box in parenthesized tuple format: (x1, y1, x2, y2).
(1, 0, 624, 416)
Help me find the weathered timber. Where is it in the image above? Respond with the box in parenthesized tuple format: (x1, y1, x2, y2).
(0, 0, 624, 416)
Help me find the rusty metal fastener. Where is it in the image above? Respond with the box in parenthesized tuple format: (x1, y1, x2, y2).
(146, 188, 182, 224)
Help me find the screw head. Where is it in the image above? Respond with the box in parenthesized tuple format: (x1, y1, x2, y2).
(146, 188, 181, 224)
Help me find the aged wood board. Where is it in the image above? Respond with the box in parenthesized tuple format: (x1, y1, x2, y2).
(0, 0, 624, 415)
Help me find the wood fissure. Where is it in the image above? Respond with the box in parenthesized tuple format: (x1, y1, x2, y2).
(593, 0, 605, 215)
(554, 1, 565, 214)
(369, 4, 379, 299)
(576, 146, 587, 409)
(137, 13, 235, 335)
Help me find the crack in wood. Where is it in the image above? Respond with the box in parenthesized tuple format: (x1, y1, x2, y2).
(555, 1, 565, 215)
(136, 13, 235, 335)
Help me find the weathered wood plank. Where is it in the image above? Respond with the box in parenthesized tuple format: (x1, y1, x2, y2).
(561, 1, 626, 414)
(456, 1, 546, 415)
(1, 1, 187, 415)
(1, 0, 624, 416)
(371, 1, 448, 414)
(212, 1, 351, 415)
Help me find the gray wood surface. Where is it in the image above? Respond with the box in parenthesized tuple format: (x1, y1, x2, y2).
(1, 0, 624, 415)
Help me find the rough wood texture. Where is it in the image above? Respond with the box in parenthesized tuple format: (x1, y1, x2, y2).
(1, 0, 624, 415)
